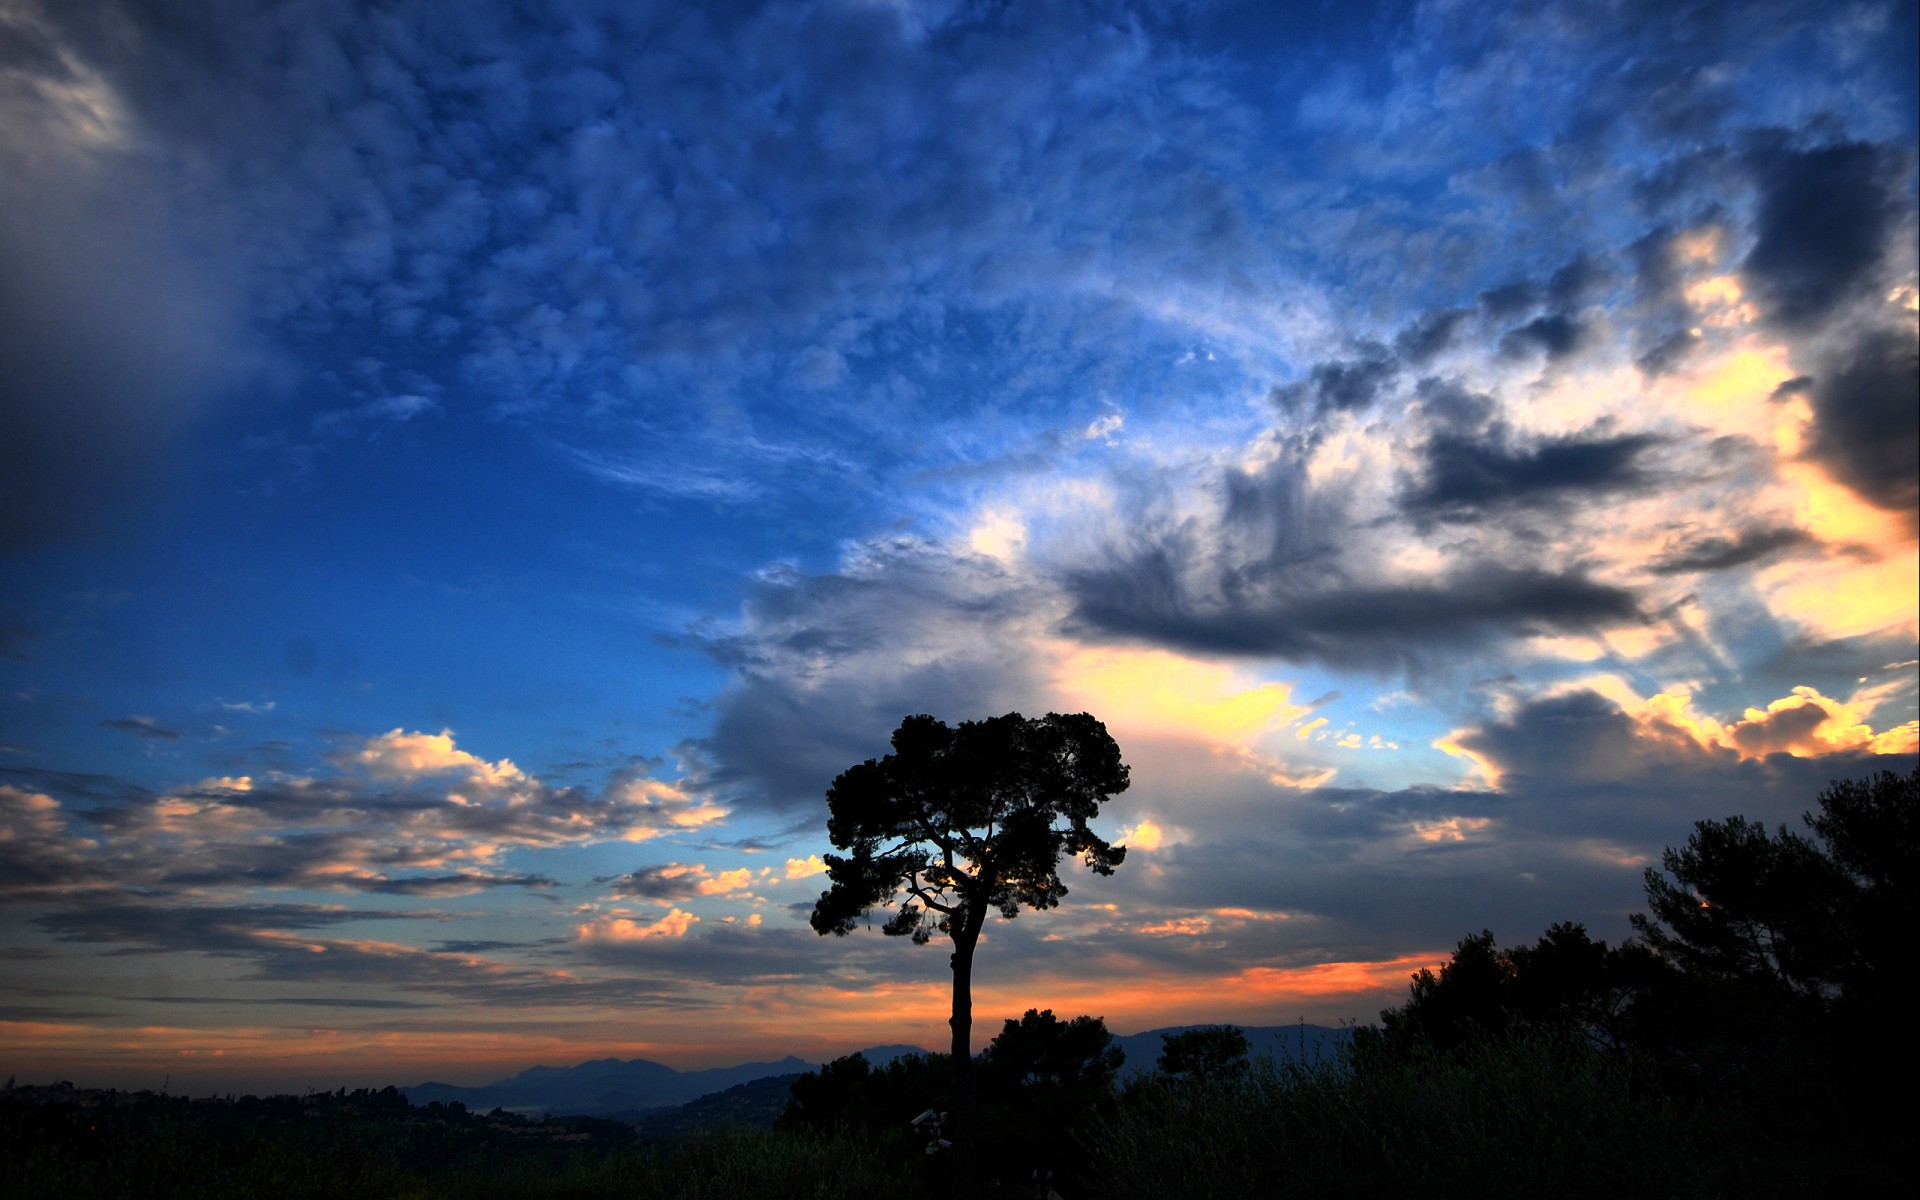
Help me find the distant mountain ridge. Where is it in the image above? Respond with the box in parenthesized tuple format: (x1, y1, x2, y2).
(402, 1044, 927, 1117)
(402, 1027, 1350, 1118)
(1112, 1023, 1352, 1081)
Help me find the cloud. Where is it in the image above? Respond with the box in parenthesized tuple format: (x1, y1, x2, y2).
(1270, 343, 1399, 415)
(783, 855, 827, 880)
(1443, 685, 1914, 801)
(1066, 555, 1640, 672)
(7, 729, 714, 902)
(1498, 313, 1586, 360)
(1394, 308, 1470, 364)
(607, 862, 754, 901)
(682, 538, 1052, 815)
(1741, 139, 1903, 332)
(100, 716, 182, 742)
(1404, 430, 1659, 517)
(610, 862, 711, 902)
(1649, 526, 1812, 574)
(578, 908, 698, 942)
(1800, 324, 1920, 519)
(0, 786, 107, 900)
(340, 728, 527, 786)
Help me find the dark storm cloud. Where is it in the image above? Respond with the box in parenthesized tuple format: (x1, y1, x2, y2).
(1634, 328, 1702, 377)
(576, 921, 893, 987)
(1478, 281, 1539, 320)
(1394, 309, 1470, 364)
(1802, 326, 1920, 518)
(0, 180, 248, 552)
(1650, 526, 1811, 574)
(359, 872, 554, 896)
(1770, 375, 1814, 401)
(1741, 139, 1903, 331)
(1065, 555, 1639, 671)
(1498, 313, 1586, 360)
(1269, 343, 1399, 415)
(1405, 430, 1660, 516)
(1546, 253, 1609, 309)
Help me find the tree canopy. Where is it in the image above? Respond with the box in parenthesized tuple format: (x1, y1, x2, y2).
(981, 1009, 1124, 1093)
(809, 711, 1129, 946)
(1155, 1026, 1250, 1083)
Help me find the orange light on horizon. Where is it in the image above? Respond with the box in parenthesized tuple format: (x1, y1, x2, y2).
(0, 952, 1445, 1092)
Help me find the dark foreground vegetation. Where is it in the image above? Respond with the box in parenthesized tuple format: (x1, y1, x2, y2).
(0, 1083, 914, 1200)
(5, 769, 1911, 1198)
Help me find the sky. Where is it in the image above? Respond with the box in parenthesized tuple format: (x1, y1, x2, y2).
(2, 0, 1915, 1095)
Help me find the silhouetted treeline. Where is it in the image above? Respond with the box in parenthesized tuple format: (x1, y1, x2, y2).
(1083, 767, 1917, 1198)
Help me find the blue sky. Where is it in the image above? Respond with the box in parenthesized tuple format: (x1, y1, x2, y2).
(2, 0, 1916, 1092)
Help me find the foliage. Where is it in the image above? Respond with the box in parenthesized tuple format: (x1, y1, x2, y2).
(0, 1085, 918, 1200)
(1626, 767, 1918, 1158)
(1804, 768, 1918, 1023)
(1361, 924, 1664, 1059)
(980, 1008, 1125, 1093)
(1632, 768, 1916, 1009)
(1088, 1032, 1766, 1200)
(1632, 815, 1847, 1002)
(810, 712, 1130, 946)
(1154, 1026, 1250, 1083)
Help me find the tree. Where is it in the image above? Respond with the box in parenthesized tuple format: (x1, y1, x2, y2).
(809, 711, 1129, 1152)
(1155, 1026, 1250, 1083)
(1629, 769, 1918, 1108)
(1631, 814, 1848, 1005)
(1364, 924, 1665, 1060)
(982, 1009, 1124, 1093)
(1801, 768, 1918, 1016)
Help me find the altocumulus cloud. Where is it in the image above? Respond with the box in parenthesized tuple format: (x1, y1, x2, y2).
(4, 728, 716, 901)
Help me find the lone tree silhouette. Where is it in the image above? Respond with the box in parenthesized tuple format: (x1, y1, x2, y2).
(809, 711, 1129, 1156)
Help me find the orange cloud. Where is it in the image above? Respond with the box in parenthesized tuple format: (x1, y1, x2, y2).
(613, 776, 728, 839)
(1638, 685, 1917, 759)
(783, 855, 827, 880)
(344, 729, 526, 787)
(1137, 915, 1213, 937)
(695, 868, 753, 896)
(577, 909, 698, 942)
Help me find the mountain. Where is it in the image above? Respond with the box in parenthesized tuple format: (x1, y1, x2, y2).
(627, 1072, 808, 1135)
(1111, 1024, 1353, 1081)
(404, 1054, 813, 1116)
(403, 1045, 931, 1117)
(402, 1027, 1352, 1119)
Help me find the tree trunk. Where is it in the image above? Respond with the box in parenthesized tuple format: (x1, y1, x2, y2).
(947, 909, 986, 1194)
